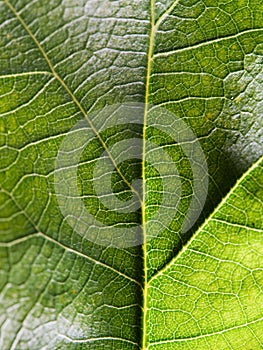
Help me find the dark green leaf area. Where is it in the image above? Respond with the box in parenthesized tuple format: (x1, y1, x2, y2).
(78, 124, 143, 227)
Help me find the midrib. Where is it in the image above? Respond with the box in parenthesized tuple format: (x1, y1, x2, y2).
(141, 0, 155, 348)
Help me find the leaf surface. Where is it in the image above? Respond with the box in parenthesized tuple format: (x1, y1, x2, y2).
(0, 0, 262, 349)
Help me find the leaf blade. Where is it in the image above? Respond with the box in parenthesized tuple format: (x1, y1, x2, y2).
(0, 0, 263, 349)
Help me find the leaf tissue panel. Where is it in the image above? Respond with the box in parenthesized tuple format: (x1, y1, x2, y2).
(0, 0, 262, 350)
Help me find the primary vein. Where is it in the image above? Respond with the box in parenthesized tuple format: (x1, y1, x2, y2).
(142, 0, 156, 348)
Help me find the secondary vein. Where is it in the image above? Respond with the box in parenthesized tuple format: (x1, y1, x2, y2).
(4, 0, 141, 202)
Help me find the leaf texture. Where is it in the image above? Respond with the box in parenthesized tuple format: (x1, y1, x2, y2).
(0, 0, 262, 349)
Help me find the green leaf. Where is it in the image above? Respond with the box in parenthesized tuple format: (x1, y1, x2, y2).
(0, 1, 262, 349)
(147, 155, 263, 349)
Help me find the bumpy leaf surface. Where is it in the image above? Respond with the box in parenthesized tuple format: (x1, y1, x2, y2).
(0, 0, 262, 349)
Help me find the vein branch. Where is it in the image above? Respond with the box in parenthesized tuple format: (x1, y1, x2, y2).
(4, 0, 141, 202)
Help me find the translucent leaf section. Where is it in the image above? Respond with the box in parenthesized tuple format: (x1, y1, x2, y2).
(147, 156, 263, 349)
